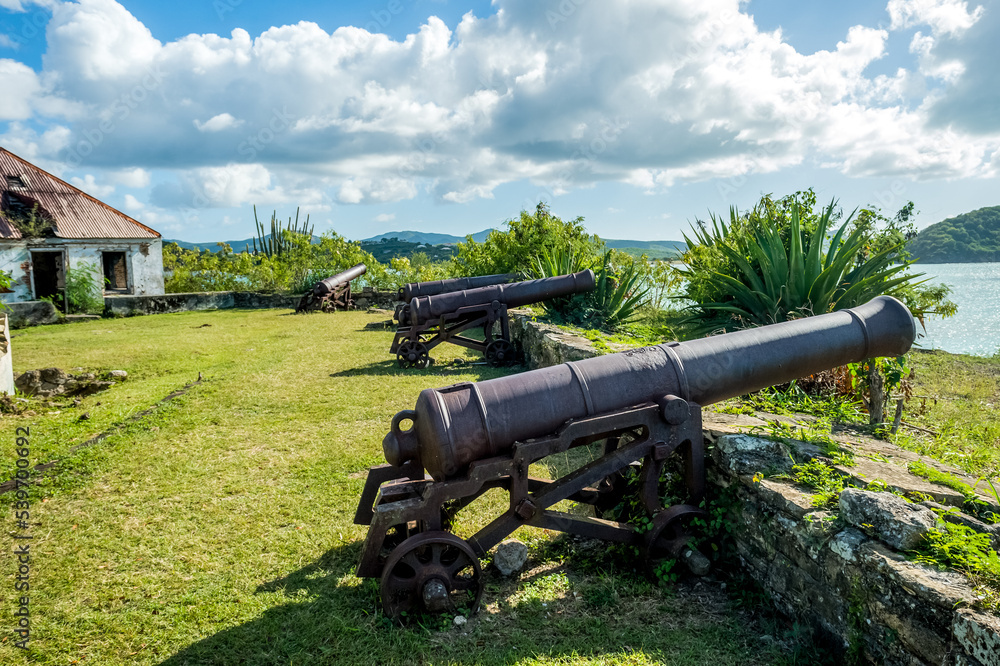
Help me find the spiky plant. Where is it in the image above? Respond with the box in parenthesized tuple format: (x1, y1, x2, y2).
(249, 206, 315, 257)
(675, 199, 925, 335)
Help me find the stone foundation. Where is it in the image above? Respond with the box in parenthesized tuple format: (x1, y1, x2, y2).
(5, 300, 60, 328)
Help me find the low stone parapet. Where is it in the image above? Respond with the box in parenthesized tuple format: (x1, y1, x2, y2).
(104, 291, 299, 316)
(5, 300, 60, 328)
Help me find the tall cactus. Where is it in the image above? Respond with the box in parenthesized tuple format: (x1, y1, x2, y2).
(250, 206, 314, 257)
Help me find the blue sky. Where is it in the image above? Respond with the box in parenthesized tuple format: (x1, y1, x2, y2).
(1, 0, 998, 243)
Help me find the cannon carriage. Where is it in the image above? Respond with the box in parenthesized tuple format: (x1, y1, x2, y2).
(393, 273, 520, 325)
(355, 296, 918, 618)
(390, 270, 596, 369)
(296, 263, 367, 313)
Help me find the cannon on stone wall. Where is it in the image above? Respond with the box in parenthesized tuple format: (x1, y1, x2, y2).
(355, 296, 917, 617)
(295, 263, 366, 313)
(390, 270, 596, 368)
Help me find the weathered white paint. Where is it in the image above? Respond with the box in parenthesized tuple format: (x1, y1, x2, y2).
(0, 313, 13, 395)
(0, 238, 164, 303)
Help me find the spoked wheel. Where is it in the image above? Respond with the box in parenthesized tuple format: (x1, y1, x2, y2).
(379, 531, 484, 619)
(642, 504, 708, 561)
(485, 339, 516, 367)
(397, 340, 431, 369)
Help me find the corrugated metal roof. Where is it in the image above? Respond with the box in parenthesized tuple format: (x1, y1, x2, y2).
(0, 147, 160, 240)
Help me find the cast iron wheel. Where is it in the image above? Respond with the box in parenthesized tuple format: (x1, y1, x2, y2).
(485, 339, 515, 367)
(396, 340, 431, 369)
(642, 504, 708, 561)
(379, 531, 483, 619)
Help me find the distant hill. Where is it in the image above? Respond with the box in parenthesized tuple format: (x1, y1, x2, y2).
(360, 237, 456, 262)
(163, 235, 321, 253)
(165, 231, 687, 261)
(362, 229, 494, 244)
(909, 206, 1000, 263)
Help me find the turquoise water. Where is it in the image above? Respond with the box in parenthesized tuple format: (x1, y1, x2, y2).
(917, 263, 1000, 357)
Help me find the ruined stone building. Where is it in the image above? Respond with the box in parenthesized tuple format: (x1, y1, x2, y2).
(0, 146, 164, 306)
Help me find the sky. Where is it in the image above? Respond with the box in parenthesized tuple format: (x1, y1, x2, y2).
(1, 0, 998, 243)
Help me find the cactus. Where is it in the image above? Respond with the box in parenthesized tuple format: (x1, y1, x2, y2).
(250, 206, 314, 257)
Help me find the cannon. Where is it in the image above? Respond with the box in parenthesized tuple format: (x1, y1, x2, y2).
(296, 263, 367, 313)
(393, 273, 520, 324)
(355, 296, 917, 618)
(390, 270, 596, 368)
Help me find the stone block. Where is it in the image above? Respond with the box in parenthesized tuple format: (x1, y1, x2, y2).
(839, 488, 936, 551)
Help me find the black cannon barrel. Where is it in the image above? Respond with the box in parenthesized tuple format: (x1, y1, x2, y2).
(384, 296, 917, 480)
(398, 273, 520, 302)
(408, 270, 596, 326)
(314, 263, 366, 295)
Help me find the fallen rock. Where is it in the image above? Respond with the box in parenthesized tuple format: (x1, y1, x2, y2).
(493, 539, 528, 576)
(839, 488, 936, 551)
(109, 370, 128, 380)
(15, 368, 117, 398)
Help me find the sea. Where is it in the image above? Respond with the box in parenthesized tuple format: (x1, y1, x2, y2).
(915, 263, 1000, 358)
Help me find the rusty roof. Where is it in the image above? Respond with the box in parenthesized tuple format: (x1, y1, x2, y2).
(0, 147, 160, 241)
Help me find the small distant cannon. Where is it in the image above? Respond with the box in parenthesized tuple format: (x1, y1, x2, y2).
(296, 263, 367, 313)
(390, 270, 596, 368)
(393, 273, 520, 324)
(355, 296, 917, 618)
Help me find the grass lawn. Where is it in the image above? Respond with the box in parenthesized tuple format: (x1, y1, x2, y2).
(1, 309, 799, 666)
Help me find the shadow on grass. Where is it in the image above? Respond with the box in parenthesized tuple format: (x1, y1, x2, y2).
(156, 537, 810, 666)
(329, 360, 522, 380)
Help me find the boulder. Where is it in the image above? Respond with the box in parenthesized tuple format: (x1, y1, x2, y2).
(15, 368, 116, 398)
(839, 488, 937, 551)
(492, 539, 528, 576)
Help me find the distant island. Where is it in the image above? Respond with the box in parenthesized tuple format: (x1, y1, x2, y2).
(909, 206, 1000, 263)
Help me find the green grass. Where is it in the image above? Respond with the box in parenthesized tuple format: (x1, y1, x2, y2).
(0, 309, 800, 666)
(899, 350, 1000, 478)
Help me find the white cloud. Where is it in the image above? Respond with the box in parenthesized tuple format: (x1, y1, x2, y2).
(887, 0, 984, 36)
(0, 59, 40, 119)
(122, 193, 143, 211)
(374, 212, 395, 222)
(70, 173, 115, 197)
(112, 167, 150, 188)
(0, 0, 25, 11)
(193, 113, 243, 132)
(0, 35, 19, 49)
(4, 0, 999, 208)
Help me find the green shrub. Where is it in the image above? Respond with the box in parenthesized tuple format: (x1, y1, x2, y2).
(65, 261, 105, 314)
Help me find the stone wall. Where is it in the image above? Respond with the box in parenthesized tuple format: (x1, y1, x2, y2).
(104, 291, 300, 316)
(509, 313, 1000, 665)
(5, 300, 60, 328)
(507, 310, 599, 368)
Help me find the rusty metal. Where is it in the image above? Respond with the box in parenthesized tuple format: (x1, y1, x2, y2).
(355, 296, 918, 618)
(295, 263, 367, 313)
(0, 147, 159, 240)
(390, 270, 596, 368)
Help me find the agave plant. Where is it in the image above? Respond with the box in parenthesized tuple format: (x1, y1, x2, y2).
(676, 199, 925, 335)
(531, 247, 649, 330)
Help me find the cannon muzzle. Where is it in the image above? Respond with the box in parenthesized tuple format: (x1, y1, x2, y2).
(407, 270, 596, 326)
(384, 296, 916, 480)
(314, 263, 367, 295)
(398, 273, 520, 302)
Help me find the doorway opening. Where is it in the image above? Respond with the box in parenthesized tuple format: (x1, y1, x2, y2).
(30, 251, 64, 301)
